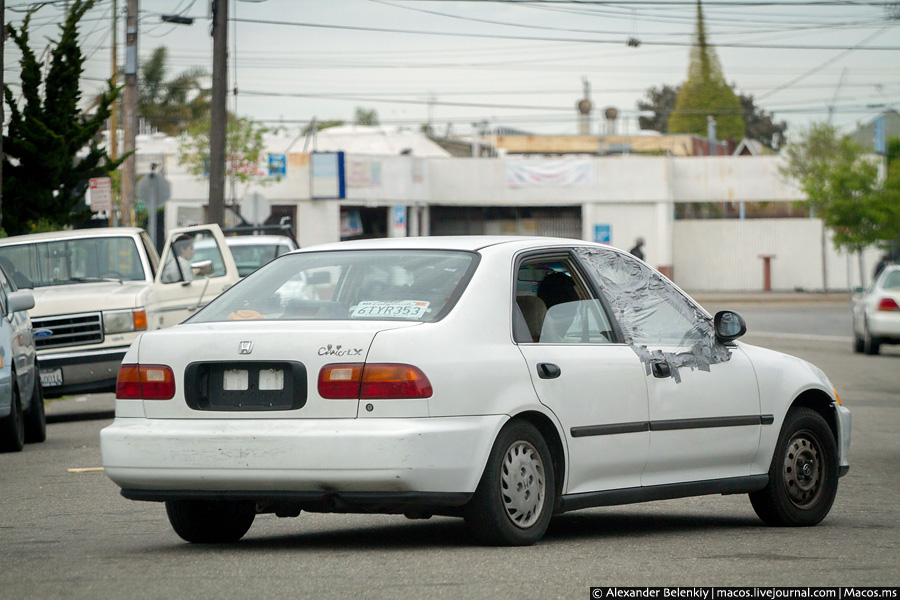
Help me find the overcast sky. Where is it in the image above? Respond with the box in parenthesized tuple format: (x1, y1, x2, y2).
(4, 0, 899, 142)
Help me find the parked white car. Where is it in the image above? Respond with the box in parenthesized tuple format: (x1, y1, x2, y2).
(0, 225, 237, 397)
(852, 264, 900, 355)
(101, 236, 851, 546)
(0, 264, 44, 452)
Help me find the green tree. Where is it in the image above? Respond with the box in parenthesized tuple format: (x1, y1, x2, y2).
(782, 123, 886, 284)
(637, 84, 679, 133)
(668, 1, 745, 140)
(876, 137, 900, 251)
(178, 115, 269, 203)
(740, 94, 787, 151)
(3, 1, 123, 235)
(139, 47, 209, 135)
(355, 107, 379, 126)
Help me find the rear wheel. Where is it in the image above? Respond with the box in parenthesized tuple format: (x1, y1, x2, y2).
(749, 407, 838, 526)
(863, 319, 881, 355)
(165, 499, 256, 543)
(0, 384, 25, 453)
(464, 420, 555, 546)
(24, 376, 46, 444)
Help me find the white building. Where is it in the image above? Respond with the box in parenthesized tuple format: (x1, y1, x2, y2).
(125, 130, 880, 293)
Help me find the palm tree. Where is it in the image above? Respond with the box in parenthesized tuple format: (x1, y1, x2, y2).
(139, 46, 210, 135)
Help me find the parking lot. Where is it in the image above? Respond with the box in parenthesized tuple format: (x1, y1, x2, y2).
(1, 297, 897, 598)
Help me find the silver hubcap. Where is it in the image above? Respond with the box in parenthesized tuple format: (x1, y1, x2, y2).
(783, 432, 822, 507)
(500, 440, 545, 529)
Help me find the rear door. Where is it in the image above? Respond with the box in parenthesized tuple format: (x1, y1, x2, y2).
(514, 251, 650, 495)
(146, 225, 239, 330)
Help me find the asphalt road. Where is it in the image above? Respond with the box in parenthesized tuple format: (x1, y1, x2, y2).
(1, 300, 897, 599)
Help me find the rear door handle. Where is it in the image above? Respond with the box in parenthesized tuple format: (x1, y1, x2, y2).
(537, 363, 561, 379)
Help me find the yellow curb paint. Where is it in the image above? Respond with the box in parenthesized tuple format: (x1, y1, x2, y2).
(67, 467, 106, 473)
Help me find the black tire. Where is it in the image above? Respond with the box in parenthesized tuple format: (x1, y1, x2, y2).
(749, 407, 839, 527)
(464, 420, 555, 546)
(165, 499, 256, 543)
(24, 376, 46, 444)
(862, 319, 881, 355)
(852, 321, 864, 353)
(0, 384, 25, 453)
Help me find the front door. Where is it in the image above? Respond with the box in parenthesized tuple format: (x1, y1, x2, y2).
(575, 246, 762, 487)
(146, 225, 239, 330)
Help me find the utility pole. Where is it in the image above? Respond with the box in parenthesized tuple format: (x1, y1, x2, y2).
(122, 0, 138, 227)
(109, 0, 118, 226)
(208, 0, 228, 227)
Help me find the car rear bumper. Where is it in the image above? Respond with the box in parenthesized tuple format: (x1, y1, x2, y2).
(37, 346, 129, 397)
(868, 312, 900, 340)
(101, 415, 506, 495)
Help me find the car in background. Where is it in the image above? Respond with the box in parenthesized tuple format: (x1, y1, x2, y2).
(223, 235, 298, 278)
(0, 264, 45, 452)
(0, 226, 238, 397)
(852, 264, 900, 355)
(101, 236, 850, 546)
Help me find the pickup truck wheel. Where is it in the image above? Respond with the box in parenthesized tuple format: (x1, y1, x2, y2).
(165, 499, 256, 543)
(0, 384, 25, 453)
(749, 408, 838, 526)
(464, 420, 555, 546)
(24, 377, 47, 444)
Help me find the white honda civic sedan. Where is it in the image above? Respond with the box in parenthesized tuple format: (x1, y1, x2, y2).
(101, 236, 851, 546)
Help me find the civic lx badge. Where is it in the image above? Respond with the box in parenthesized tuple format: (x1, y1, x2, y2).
(239, 341, 253, 355)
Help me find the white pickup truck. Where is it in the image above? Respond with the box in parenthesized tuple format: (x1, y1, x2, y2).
(0, 225, 238, 397)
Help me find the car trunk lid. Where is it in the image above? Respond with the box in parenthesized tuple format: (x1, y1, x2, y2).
(137, 320, 420, 419)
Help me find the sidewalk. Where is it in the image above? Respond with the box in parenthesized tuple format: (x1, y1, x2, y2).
(45, 393, 115, 424)
(689, 291, 852, 304)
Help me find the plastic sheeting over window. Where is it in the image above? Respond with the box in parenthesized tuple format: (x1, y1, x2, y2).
(576, 247, 731, 383)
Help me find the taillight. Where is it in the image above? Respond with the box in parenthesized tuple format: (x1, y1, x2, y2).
(116, 364, 176, 400)
(876, 297, 900, 311)
(318, 363, 433, 400)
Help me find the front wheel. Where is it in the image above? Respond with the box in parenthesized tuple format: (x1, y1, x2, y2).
(749, 407, 839, 526)
(24, 376, 46, 444)
(464, 420, 555, 546)
(165, 499, 256, 543)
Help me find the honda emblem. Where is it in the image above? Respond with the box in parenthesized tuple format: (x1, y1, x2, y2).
(239, 341, 253, 355)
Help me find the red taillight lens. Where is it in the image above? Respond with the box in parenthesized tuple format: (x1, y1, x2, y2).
(116, 364, 176, 400)
(318, 363, 433, 400)
(876, 297, 900, 311)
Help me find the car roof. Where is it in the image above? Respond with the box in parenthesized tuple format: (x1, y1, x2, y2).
(224, 235, 297, 247)
(0, 227, 145, 245)
(299, 235, 605, 254)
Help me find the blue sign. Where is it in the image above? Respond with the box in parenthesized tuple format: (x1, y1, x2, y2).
(594, 224, 611, 244)
(268, 154, 287, 177)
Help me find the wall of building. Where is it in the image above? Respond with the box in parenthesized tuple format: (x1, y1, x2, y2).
(672, 218, 882, 292)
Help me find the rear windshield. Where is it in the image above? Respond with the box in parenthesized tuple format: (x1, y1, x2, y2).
(192, 249, 478, 323)
(0, 236, 146, 288)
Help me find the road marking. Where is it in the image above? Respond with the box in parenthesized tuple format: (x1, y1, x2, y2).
(745, 332, 852, 343)
(67, 467, 105, 473)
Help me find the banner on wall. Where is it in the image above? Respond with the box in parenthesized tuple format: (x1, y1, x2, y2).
(506, 160, 595, 188)
(347, 160, 383, 187)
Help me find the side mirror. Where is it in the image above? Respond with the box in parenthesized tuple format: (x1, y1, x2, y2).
(853, 286, 864, 294)
(7, 290, 35, 314)
(714, 310, 746, 343)
(191, 259, 214, 278)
